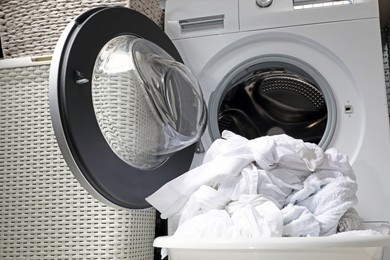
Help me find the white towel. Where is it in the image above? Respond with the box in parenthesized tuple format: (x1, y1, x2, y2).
(286, 170, 358, 236)
(281, 203, 320, 237)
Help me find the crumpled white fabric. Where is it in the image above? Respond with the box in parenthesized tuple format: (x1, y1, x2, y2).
(146, 131, 324, 218)
(286, 169, 358, 235)
(226, 194, 283, 237)
(146, 131, 358, 239)
(173, 209, 234, 238)
(173, 194, 283, 238)
(178, 185, 231, 227)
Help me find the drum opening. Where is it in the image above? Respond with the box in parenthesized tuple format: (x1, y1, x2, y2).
(209, 55, 336, 147)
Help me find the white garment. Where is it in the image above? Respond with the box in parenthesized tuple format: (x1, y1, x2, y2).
(215, 163, 259, 202)
(178, 185, 231, 226)
(226, 194, 283, 237)
(174, 194, 283, 238)
(173, 209, 234, 238)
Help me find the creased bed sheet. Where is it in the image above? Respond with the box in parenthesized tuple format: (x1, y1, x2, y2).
(146, 131, 358, 238)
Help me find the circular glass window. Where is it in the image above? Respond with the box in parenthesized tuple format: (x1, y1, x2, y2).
(209, 56, 336, 147)
(92, 35, 207, 170)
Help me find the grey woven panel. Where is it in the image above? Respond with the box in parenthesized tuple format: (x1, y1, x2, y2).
(0, 63, 156, 259)
(0, 0, 164, 58)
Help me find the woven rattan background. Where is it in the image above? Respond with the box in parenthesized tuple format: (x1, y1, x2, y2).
(0, 63, 156, 259)
(0, 0, 164, 58)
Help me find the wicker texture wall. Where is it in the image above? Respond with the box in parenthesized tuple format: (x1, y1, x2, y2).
(0, 0, 164, 58)
(0, 63, 157, 259)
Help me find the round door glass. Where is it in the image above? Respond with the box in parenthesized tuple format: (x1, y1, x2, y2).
(92, 35, 207, 170)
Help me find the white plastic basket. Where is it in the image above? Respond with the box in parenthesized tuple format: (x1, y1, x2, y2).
(155, 235, 390, 260)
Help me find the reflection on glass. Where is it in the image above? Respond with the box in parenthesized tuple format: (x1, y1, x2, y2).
(92, 35, 206, 170)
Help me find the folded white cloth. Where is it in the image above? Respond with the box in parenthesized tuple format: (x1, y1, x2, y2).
(146, 131, 359, 239)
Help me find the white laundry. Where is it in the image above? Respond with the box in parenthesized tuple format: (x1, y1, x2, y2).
(286, 170, 358, 236)
(178, 185, 231, 227)
(214, 163, 259, 202)
(146, 131, 322, 218)
(281, 203, 320, 237)
(173, 209, 234, 238)
(174, 194, 283, 239)
(146, 131, 359, 239)
(226, 194, 283, 237)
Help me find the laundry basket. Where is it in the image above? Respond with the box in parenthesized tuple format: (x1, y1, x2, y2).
(0, 57, 158, 260)
(0, 0, 164, 58)
(0, 1, 165, 259)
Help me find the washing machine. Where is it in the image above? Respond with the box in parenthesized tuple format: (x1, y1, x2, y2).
(49, 0, 390, 228)
(163, 0, 390, 224)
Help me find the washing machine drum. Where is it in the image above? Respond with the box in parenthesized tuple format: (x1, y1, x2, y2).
(49, 7, 206, 209)
(218, 71, 327, 144)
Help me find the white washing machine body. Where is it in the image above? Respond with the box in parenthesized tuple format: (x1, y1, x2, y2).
(164, 0, 390, 222)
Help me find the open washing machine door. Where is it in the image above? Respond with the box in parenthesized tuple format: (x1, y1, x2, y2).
(49, 6, 207, 209)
